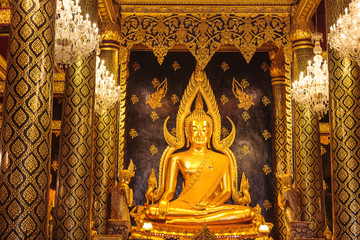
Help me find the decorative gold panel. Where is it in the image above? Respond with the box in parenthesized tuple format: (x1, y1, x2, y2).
(0, 54, 6, 81)
(0, 0, 55, 238)
(0, 7, 10, 24)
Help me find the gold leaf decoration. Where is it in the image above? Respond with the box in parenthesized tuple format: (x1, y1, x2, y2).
(263, 200, 272, 210)
(221, 127, 229, 138)
(221, 61, 229, 71)
(261, 62, 270, 72)
(150, 111, 159, 122)
(262, 130, 271, 140)
(262, 96, 271, 106)
(172, 61, 181, 71)
(171, 128, 176, 136)
(263, 165, 272, 175)
(149, 145, 158, 155)
(233, 78, 254, 110)
(132, 61, 140, 71)
(321, 145, 326, 155)
(241, 145, 250, 155)
(323, 180, 328, 191)
(171, 94, 179, 104)
(220, 95, 229, 105)
(152, 77, 160, 88)
(147, 78, 168, 109)
(51, 161, 58, 171)
(131, 95, 139, 104)
(242, 111, 250, 121)
(129, 128, 138, 139)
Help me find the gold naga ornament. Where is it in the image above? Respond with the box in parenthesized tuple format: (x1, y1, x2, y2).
(130, 65, 272, 239)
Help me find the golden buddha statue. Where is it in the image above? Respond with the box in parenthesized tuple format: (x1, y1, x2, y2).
(131, 66, 271, 239)
(145, 93, 254, 224)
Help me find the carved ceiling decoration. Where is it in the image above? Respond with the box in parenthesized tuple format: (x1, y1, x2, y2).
(120, 13, 291, 68)
(114, 0, 297, 6)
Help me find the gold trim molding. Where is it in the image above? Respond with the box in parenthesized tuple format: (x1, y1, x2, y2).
(98, 0, 118, 22)
(0, 7, 10, 24)
(0, 54, 6, 81)
(115, 0, 297, 6)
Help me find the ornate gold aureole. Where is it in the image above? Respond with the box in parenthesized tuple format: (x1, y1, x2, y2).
(0, 0, 55, 238)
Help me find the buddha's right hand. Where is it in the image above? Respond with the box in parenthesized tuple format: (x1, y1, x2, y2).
(158, 200, 168, 220)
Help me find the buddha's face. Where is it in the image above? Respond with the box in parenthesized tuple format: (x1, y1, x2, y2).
(189, 120, 210, 146)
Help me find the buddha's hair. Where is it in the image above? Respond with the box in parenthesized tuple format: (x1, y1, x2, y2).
(184, 93, 213, 147)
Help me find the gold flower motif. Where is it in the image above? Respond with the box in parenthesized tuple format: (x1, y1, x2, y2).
(150, 111, 159, 122)
(149, 145, 158, 155)
(132, 61, 140, 71)
(220, 95, 229, 105)
(129, 128, 138, 139)
(51, 161, 58, 171)
(172, 61, 181, 71)
(263, 200, 272, 210)
(240, 79, 250, 88)
(323, 180, 329, 191)
(152, 78, 160, 88)
(263, 165, 272, 175)
(131, 95, 139, 104)
(262, 130, 271, 140)
(171, 94, 179, 104)
(261, 62, 270, 72)
(221, 127, 229, 138)
(321, 145, 326, 155)
(171, 128, 176, 136)
(221, 61, 229, 71)
(241, 145, 250, 155)
(262, 96, 271, 106)
(242, 111, 250, 121)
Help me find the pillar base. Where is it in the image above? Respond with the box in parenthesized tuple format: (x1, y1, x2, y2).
(108, 219, 131, 240)
(290, 221, 313, 240)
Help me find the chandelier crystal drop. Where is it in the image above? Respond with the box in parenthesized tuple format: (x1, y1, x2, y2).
(292, 32, 329, 117)
(95, 57, 121, 114)
(55, 0, 101, 66)
(328, 0, 360, 63)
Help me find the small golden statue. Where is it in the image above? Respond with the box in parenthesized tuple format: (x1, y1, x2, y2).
(278, 174, 300, 240)
(131, 66, 271, 238)
(111, 160, 136, 220)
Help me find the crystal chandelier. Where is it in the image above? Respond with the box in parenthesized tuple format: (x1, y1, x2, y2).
(292, 32, 329, 116)
(95, 57, 121, 114)
(328, 0, 360, 63)
(55, 0, 101, 66)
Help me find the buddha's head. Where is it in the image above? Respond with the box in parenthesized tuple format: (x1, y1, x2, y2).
(185, 92, 213, 148)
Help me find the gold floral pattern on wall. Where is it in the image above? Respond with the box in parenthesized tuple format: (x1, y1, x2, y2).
(132, 61, 140, 71)
(263, 165, 272, 175)
(261, 62, 270, 72)
(262, 130, 271, 140)
(241, 145, 250, 155)
(152, 77, 160, 88)
(131, 95, 139, 104)
(262, 96, 271, 106)
(321, 145, 326, 155)
(147, 78, 167, 109)
(52, 161, 58, 171)
(220, 95, 229, 105)
(150, 111, 159, 121)
(171, 94, 179, 104)
(129, 128, 138, 139)
(221, 61, 229, 71)
(172, 61, 181, 71)
(232, 78, 254, 111)
(149, 145, 158, 155)
(242, 111, 250, 121)
(263, 200, 272, 210)
(221, 127, 229, 138)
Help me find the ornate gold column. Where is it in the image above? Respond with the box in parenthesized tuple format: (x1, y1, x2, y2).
(292, 26, 326, 237)
(269, 47, 288, 240)
(53, 0, 98, 239)
(92, 22, 119, 234)
(0, 0, 55, 239)
(326, 0, 360, 239)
